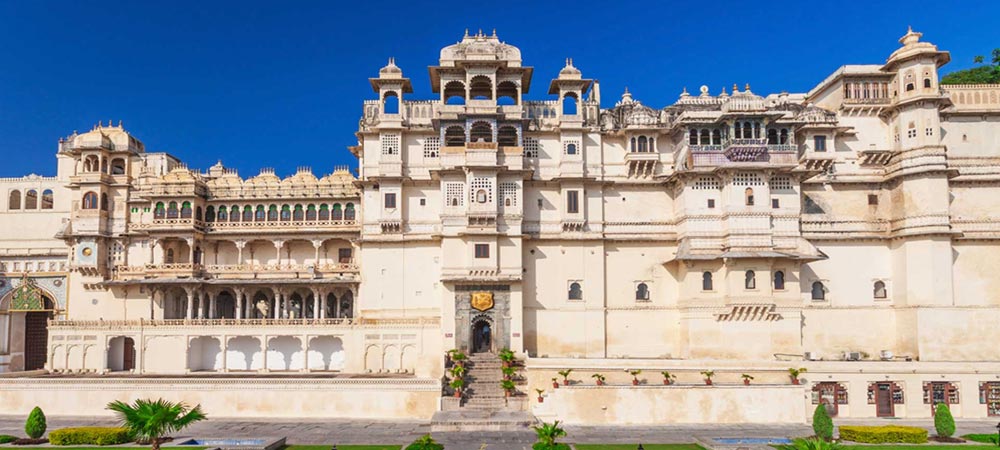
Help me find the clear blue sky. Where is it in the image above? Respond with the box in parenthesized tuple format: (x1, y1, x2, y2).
(1, 0, 998, 177)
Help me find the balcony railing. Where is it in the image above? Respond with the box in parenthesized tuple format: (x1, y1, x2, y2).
(688, 141, 798, 168)
(49, 317, 438, 329)
(205, 219, 357, 231)
(114, 262, 360, 280)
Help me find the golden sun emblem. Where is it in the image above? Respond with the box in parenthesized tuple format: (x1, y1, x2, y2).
(471, 292, 494, 311)
(81, 247, 93, 256)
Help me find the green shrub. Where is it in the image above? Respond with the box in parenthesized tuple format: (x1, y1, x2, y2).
(404, 433, 443, 450)
(48, 427, 133, 446)
(934, 403, 956, 437)
(839, 425, 928, 444)
(0, 435, 18, 444)
(963, 434, 999, 444)
(24, 407, 46, 439)
(812, 404, 833, 441)
(777, 437, 842, 450)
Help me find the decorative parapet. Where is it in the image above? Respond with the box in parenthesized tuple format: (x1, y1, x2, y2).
(48, 317, 439, 329)
(943, 84, 1000, 112)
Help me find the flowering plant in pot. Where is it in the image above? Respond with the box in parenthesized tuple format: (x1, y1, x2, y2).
(500, 379, 517, 398)
(629, 369, 642, 386)
(450, 351, 467, 367)
(501, 365, 516, 381)
(449, 365, 466, 379)
(535, 389, 545, 403)
(660, 371, 677, 385)
(700, 370, 715, 386)
(498, 348, 516, 368)
(551, 377, 560, 389)
(741, 373, 754, 385)
(449, 378, 465, 398)
(591, 373, 606, 386)
(558, 369, 573, 386)
(788, 367, 807, 385)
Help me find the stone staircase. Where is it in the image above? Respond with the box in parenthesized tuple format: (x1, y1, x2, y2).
(430, 352, 537, 432)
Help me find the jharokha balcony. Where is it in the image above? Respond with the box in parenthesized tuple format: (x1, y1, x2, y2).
(113, 262, 360, 281)
(688, 139, 798, 168)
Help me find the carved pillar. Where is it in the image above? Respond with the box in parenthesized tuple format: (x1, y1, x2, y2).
(235, 240, 246, 266)
(185, 289, 195, 320)
(320, 290, 327, 319)
(260, 335, 269, 373)
(185, 237, 195, 265)
(149, 238, 159, 265)
(199, 291, 208, 319)
(312, 288, 321, 319)
(209, 291, 217, 319)
(283, 292, 291, 319)
(273, 240, 285, 268)
(272, 291, 281, 319)
(311, 239, 324, 268)
(235, 289, 244, 320)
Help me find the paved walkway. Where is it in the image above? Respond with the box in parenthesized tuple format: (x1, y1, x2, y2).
(0, 416, 998, 450)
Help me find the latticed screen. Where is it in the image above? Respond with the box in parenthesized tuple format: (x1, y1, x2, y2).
(423, 137, 440, 158)
(523, 137, 540, 158)
(693, 177, 721, 190)
(470, 177, 493, 203)
(499, 182, 518, 207)
(733, 172, 764, 186)
(444, 182, 465, 207)
(771, 176, 793, 190)
(381, 133, 400, 155)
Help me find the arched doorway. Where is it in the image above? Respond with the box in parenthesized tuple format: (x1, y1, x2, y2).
(1, 284, 55, 371)
(108, 336, 136, 372)
(24, 296, 55, 370)
(471, 318, 493, 354)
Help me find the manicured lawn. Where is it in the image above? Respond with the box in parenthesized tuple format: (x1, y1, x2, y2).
(963, 434, 999, 444)
(842, 446, 998, 450)
(285, 446, 401, 450)
(574, 445, 704, 450)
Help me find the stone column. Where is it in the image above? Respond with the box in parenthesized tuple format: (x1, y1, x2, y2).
(283, 293, 291, 319)
(312, 288, 321, 319)
(185, 237, 195, 264)
(272, 292, 281, 319)
(199, 291, 208, 319)
(235, 240, 246, 266)
(312, 239, 324, 268)
(149, 238, 159, 265)
(235, 289, 244, 320)
(319, 290, 327, 319)
(209, 292, 217, 319)
(185, 290, 195, 320)
(273, 240, 285, 268)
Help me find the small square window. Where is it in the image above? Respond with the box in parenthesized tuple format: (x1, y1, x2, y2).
(566, 191, 580, 214)
(814, 136, 827, 152)
(419, 198, 426, 206)
(537, 198, 543, 208)
(868, 194, 878, 205)
(384, 193, 397, 209)
(707, 199, 715, 209)
(772, 198, 780, 209)
(338, 248, 353, 263)
(474, 244, 489, 258)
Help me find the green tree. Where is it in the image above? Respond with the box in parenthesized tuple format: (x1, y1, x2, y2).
(812, 403, 834, 441)
(934, 403, 956, 438)
(405, 434, 444, 450)
(24, 407, 46, 439)
(106, 399, 207, 450)
(974, 55, 985, 64)
(532, 420, 568, 450)
(942, 48, 1000, 85)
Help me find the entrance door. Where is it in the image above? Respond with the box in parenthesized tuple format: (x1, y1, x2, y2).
(471, 320, 492, 353)
(122, 337, 136, 371)
(23, 311, 50, 370)
(928, 382, 955, 417)
(815, 382, 841, 417)
(876, 383, 894, 417)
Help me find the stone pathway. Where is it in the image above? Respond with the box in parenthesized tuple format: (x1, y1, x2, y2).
(0, 416, 998, 450)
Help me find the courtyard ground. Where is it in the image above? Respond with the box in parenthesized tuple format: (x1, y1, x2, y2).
(1, 416, 998, 450)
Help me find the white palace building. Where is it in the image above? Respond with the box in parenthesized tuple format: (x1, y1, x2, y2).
(2, 29, 1000, 425)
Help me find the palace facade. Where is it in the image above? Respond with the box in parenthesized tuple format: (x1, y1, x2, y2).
(3, 29, 1000, 424)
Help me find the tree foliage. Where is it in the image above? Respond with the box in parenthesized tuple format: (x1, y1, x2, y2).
(106, 399, 206, 450)
(941, 49, 1000, 85)
(24, 407, 46, 439)
(812, 403, 834, 441)
(934, 403, 956, 438)
(404, 434, 444, 450)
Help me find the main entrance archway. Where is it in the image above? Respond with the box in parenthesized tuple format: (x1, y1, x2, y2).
(1, 287, 55, 372)
(471, 317, 493, 353)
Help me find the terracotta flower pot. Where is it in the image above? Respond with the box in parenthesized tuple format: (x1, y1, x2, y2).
(791, 378, 801, 385)
(538, 396, 544, 403)
(705, 379, 713, 385)
(744, 379, 751, 386)
(596, 380, 604, 386)
(454, 390, 462, 398)
(632, 379, 639, 386)
(663, 379, 672, 385)
(562, 379, 569, 386)
(553, 382, 559, 389)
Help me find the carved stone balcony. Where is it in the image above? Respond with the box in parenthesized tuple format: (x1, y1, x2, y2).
(130, 217, 206, 233)
(723, 138, 769, 161)
(203, 219, 358, 233)
(688, 143, 798, 168)
(114, 262, 360, 281)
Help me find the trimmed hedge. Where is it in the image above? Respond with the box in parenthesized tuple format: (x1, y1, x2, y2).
(48, 427, 132, 446)
(964, 434, 999, 444)
(0, 435, 18, 444)
(839, 425, 928, 444)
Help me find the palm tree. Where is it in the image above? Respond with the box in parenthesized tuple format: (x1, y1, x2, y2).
(106, 399, 207, 450)
(532, 420, 567, 448)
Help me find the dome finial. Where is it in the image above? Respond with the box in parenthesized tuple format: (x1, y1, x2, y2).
(733, 83, 739, 93)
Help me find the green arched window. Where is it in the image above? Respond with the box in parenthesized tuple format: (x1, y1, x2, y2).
(319, 204, 330, 220)
(332, 203, 343, 220)
(306, 204, 317, 220)
(293, 204, 304, 221)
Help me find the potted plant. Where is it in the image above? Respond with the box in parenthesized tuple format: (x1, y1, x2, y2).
(741, 374, 754, 385)
(501, 365, 516, 381)
(449, 364, 466, 379)
(451, 351, 467, 367)
(501, 379, 516, 398)
(788, 367, 807, 385)
(629, 369, 642, 386)
(551, 377, 560, 389)
(535, 389, 545, 403)
(449, 378, 465, 398)
(700, 370, 715, 386)
(498, 348, 516, 368)
(592, 373, 606, 386)
(660, 371, 677, 385)
(558, 369, 573, 386)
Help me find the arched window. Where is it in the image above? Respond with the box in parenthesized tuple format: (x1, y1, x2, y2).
(382, 91, 399, 114)
(344, 203, 356, 221)
(767, 129, 778, 145)
(635, 282, 650, 301)
(811, 281, 826, 300)
(24, 190, 38, 209)
(180, 201, 192, 218)
(195, 206, 202, 221)
(745, 270, 756, 289)
(702, 272, 713, 291)
(638, 136, 648, 152)
(254, 205, 266, 222)
(293, 204, 304, 221)
(470, 121, 492, 143)
(631, 137, 637, 152)
(318, 204, 330, 220)
(923, 78, 931, 89)
(166, 248, 175, 264)
(41, 189, 53, 209)
(497, 81, 518, 105)
(8, 190, 21, 210)
(774, 271, 785, 290)
(712, 129, 721, 145)
(700, 129, 709, 145)
(82, 192, 98, 209)
(83, 155, 99, 172)
(306, 204, 317, 220)
(444, 126, 466, 147)
(332, 203, 343, 220)
(562, 93, 578, 115)
(497, 126, 518, 147)
(469, 76, 493, 100)
(568, 282, 583, 300)
(100, 193, 109, 211)
(205, 206, 216, 222)
(476, 189, 487, 203)
(734, 123, 742, 139)
(275, 205, 286, 221)
(167, 202, 179, 218)
(689, 129, 698, 145)
(452, 198, 460, 207)
(745, 188, 755, 206)
(649, 137, 655, 151)
(215, 206, 226, 221)
(110, 158, 126, 175)
(242, 206, 253, 222)
(743, 122, 753, 139)
(443, 81, 466, 105)
(873, 281, 887, 299)
(154, 202, 165, 218)
(101, 157, 108, 173)
(565, 143, 577, 155)
(779, 129, 789, 145)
